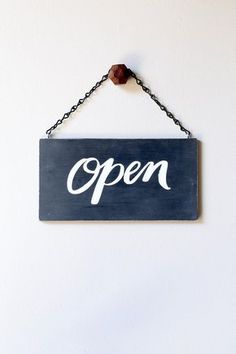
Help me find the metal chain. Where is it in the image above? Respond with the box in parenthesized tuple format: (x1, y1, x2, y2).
(46, 69, 191, 138)
(46, 73, 109, 137)
(129, 70, 191, 138)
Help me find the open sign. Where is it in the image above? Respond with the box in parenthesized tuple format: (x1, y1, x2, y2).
(39, 138, 198, 220)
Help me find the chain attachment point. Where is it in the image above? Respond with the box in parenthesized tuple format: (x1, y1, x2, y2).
(129, 70, 191, 138)
(45, 73, 109, 138)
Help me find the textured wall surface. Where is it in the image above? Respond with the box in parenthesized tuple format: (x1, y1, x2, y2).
(0, 1, 235, 353)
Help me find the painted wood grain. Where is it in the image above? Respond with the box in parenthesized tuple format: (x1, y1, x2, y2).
(39, 139, 198, 220)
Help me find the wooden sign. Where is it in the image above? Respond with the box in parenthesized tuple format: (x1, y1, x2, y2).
(39, 138, 198, 220)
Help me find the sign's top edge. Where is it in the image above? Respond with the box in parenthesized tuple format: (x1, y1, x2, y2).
(40, 138, 198, 141)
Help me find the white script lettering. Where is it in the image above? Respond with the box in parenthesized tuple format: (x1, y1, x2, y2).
(67, 158, 171, 205)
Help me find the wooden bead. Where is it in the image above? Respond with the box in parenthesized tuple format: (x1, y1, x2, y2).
(108, 64, 131, 85)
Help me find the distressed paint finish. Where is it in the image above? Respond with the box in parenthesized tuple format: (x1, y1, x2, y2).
(39, 139, 198, 220)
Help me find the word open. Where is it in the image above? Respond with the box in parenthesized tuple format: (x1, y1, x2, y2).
(67, 157, 171, 205)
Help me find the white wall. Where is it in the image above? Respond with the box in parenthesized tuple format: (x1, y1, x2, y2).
(0, 1, 235, 353)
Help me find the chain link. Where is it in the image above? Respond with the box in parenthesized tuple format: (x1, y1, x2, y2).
(129, 70, 191, 138)
(46, 73, 109, 137)
(46, 69, 191, 138)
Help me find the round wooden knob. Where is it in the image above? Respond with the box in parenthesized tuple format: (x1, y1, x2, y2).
(108, 64, 131, 85)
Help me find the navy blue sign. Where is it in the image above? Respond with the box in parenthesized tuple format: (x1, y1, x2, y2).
(39, 139, 198, 220)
